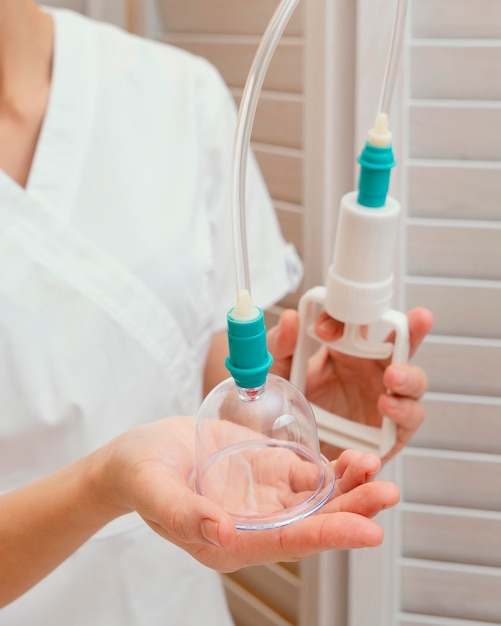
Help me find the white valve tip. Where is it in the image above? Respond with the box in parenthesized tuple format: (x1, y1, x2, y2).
(368, 112, 393, 147)
(232, 289, 260, 321)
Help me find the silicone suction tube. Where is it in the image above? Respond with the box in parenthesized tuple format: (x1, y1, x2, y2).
(231, 0, 409, 299)
(378, 0, 408, 118)
(231, 0, 301, 297)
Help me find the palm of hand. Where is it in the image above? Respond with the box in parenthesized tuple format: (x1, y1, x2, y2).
(304, 345, 386, 428)
(109, 417, 399, 572)
(118, 418, 324, 524)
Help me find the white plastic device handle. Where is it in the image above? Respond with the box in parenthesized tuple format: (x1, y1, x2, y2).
(290, 286, 409, 457)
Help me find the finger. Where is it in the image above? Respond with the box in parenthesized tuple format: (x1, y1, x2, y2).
(382, 307, 433, 363)
(233, 511, 385, 565)
(272, 481, 400, 557)
(334, 451, 381, 494)
(138, 480, 237, 549)
(383, 363, 429, 400)
(326, 480, 400, 518)
(378, 392, 426, 462)
(278, 512, 385, 554)
(193, 482, 399, 570)
(314, 311, 345, 342)
(378, 395, 426, 442)
(407, 307, 434, 358)
(267, 309, 299, 362)
(288, 457, 330, 494)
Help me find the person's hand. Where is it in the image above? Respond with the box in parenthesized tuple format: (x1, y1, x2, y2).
(95, 417, 399, 573)
(267, 307, 433, 462)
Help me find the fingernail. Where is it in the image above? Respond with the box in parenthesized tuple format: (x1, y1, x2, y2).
(200, 519, 222, 548)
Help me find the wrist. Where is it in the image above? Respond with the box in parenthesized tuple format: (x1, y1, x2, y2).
(84, 440, 135, 525)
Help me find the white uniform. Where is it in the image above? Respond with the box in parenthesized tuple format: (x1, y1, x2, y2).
(0, 9, 301, 626)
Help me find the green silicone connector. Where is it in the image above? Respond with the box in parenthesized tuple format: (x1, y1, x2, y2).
(225, 307, 273, 389)
(357, 142, 396, 208)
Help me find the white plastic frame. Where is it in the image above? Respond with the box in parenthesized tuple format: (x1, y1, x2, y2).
(290, 285, 409, 457)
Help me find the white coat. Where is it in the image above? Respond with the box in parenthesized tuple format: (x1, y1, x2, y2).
(0, 8, 301, 625)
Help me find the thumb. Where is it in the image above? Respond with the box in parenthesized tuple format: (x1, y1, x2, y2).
(267, 309, 299, 361)
(138, 481, 237, 549)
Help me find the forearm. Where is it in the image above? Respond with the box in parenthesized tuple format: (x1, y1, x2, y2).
(0, 448, 123, 607)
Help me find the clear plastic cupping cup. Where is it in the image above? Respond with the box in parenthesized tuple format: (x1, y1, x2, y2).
(194, 373, 335, 530)
(193, 0, 336, 531)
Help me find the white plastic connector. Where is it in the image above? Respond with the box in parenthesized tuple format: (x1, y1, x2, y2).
(231, 289, 260, 321)
(368, 112, 393, 147)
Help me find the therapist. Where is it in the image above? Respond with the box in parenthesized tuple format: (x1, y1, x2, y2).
(0, 2, 432, 625)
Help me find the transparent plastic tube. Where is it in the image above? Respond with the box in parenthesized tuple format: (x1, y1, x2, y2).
(231, 0, 301, 296)
(231, 0, 408, 299)
(378, 0, 409, 116)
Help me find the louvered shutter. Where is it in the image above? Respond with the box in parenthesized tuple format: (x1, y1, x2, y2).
(350, 2, 501, 625)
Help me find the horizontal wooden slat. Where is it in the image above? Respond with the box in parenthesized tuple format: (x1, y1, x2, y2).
(413, 393, 501, 455)
(276, 205, 303, 257)
(412, 0, 501, 39)
(255, 146, 303, 205)
(409, 104, 501, 161)
(401, 505, 501, 567)
(279, 561, 299, 576)
(408, 163, 501, 220)
(401, 559, 501, 623)
(407, 221, 501, 280)
(224, 576, 295, 626)
(411, 43, 501, 101)
(251, 201, 304, 312)
(405, 278, 501, 338)
(43, 0, 85, 9)
(162, 36, 303, 92)
(412, 337, 501, 397)
(156, 0, 304, 36)
(227, 563, 300, 623)
(399, 616, 492, 626)
(241, 93, 303, 149)
(402, 450, 501, 511)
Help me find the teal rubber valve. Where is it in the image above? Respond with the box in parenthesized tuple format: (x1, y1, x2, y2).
(225, 307, 273, 389)
(357, 142, 396, 208)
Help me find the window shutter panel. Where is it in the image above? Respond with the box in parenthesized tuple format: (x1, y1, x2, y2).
(351, 1, 501, 625)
